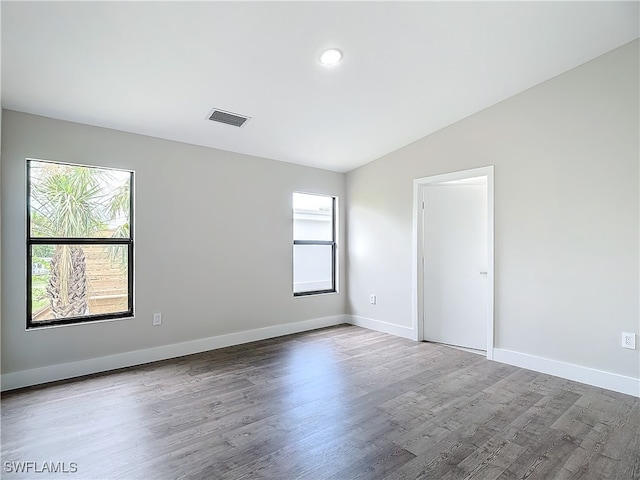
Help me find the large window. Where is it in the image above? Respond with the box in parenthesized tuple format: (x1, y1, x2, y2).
(27, 159, 133, 328)
(293, 192, 336, 296)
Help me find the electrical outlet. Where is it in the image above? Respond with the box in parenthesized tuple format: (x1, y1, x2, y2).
(153, 313, 162, 326)
(622, 332, 636, 349)
(370, 295, 376, 305)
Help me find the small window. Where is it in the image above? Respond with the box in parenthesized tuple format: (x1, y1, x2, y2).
(27, 159, 134, 328)
(293, 192, 336, 296)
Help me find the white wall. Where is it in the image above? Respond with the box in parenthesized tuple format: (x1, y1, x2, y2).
(1, 111, 346, 375)
(346, 40, 639, 380)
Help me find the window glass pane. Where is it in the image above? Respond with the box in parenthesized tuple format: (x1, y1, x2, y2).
(31, 244, 129, 322)
(293, 244, 333, 293)
(29, 161, 131, 239)
(293, 192, 333, 241)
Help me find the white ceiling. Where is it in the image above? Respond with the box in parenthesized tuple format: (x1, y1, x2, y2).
(2, 2, 638, 173)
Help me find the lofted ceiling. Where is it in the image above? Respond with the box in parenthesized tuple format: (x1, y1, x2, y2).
(2, 1, 639, 173)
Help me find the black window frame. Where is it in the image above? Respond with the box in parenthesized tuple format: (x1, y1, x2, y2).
(26, 159, 134, 329)
(293, 193, 337, 297)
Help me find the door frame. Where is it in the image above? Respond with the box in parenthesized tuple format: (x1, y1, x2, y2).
(411, 166, 495, 360)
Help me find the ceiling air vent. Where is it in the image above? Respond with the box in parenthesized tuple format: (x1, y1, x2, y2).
(208, 108, 250, 128)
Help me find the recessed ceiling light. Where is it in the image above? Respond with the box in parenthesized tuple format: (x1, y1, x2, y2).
(319, 48, 342, 66)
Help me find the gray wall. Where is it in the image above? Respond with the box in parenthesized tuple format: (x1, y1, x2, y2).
(1, 111, 345, 373)
(2, 40, 638, 383)
(346, 40, 639, 378)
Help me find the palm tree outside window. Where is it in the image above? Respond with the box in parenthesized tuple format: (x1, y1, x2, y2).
(27, 159, 134, 328)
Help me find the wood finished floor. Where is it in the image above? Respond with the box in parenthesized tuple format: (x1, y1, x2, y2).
(1, 325, 639, 480)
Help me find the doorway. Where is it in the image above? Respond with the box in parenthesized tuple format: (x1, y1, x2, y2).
(412, 167, 494, 359)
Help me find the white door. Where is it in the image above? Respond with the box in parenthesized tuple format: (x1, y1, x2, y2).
(423, 179, 487, 350)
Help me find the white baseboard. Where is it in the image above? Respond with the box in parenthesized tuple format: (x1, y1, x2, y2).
(493, 348, 640, 398)
(346, 315, 415, 340)
(342, 317, 639, 398)
(1, 315, 347, 391)
(5, 317, 637, 399)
